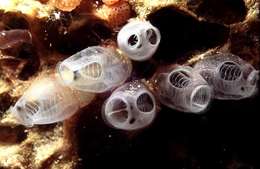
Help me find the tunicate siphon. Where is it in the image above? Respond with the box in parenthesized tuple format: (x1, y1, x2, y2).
(155, 65, 212, 113)
(102, 81, 157, 130)
(57, 46, 132, 93)
(117, 20, 161, 61)
(193, 53, 259, 100)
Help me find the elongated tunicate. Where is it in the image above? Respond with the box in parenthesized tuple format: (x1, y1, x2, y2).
(0, 29, 32, 50)
(102, 81, 157, 130)
(10, 75, 94, 127)
(57, 46, 132, 93)
(117, 20, 161, 61)
(156, 66, 212, 113)
(193, 53, 259, 100)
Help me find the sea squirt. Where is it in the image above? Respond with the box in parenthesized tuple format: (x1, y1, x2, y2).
(11, 75, 94, 127)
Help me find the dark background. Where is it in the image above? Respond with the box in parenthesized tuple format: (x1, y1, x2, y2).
(77, 83, 260, 169)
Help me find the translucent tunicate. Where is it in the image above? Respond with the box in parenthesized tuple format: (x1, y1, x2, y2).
(57, 46, 132, 93)
(102, 81, 157, 130)
(156, 66, 212, 113)
(0, 29, 32, 50)
(10, 75, 94, 127)
(117, 20, 161, 61)
(193, 53, 259, 100)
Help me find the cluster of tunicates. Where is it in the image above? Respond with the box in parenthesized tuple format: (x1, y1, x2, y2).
(10, 20, 259, 131)
(11, 45, 132, 127)
(153, 53, 259, 115)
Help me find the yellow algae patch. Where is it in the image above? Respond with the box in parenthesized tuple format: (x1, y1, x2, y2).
(0, 0, 54, 18)
(0, 145, 24, 168)
(0, 79, 10, 95)
(32, 129, 64, 167)
(129, 0, 185, 19)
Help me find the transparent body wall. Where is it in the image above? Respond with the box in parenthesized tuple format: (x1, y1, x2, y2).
(193, 53, 259, 100)
(57, 46, 132, 93)
(155, 66, 212, 113)
(10, 76, 94, 126)
(103, 81, 157, 131)
(117, 20, 161, 61)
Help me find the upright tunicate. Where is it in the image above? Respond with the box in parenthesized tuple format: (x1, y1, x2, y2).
(117, 20, 161, 61)
(102, 81, 157, 130)
(155, 66, 212, 113)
